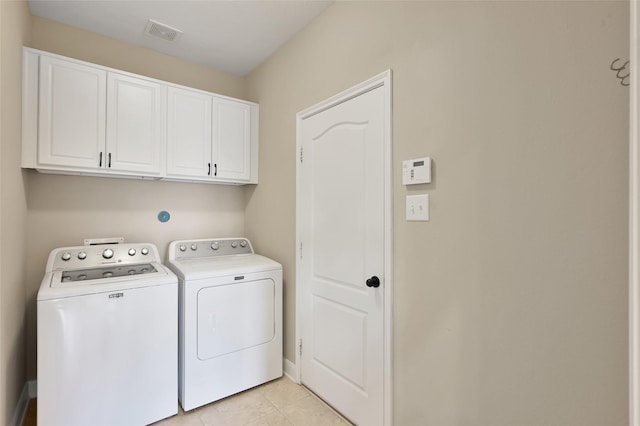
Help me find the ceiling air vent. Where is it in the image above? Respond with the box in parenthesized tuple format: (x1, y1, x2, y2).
(144, 19, 182, 42)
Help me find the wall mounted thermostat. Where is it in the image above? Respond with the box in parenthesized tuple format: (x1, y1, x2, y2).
(402, 157, 431, 185)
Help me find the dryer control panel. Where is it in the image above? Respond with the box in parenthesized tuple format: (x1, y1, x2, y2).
(169, 238, 254, 260)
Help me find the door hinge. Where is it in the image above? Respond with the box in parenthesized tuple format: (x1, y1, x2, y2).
(300, 146, 303, 163)
(299, 339, 303, 356)
(299, 241, 303, 259)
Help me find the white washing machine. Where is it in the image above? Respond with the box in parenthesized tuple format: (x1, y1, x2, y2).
(166, 237, 282, 411)
(37, 242, 178, 426)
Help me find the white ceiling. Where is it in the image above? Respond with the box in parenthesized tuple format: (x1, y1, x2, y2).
(27, 0, 334, 76)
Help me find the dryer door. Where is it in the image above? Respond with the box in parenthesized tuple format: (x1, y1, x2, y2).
(197, 278, 275, 360)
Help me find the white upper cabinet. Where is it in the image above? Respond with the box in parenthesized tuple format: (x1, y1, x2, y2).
(22, 48, 258, 184)
(212, 97, 253, 182)
(166, 87, 259, 184)
(166, 86, 213, 179)
(37, 55, 107, 170)
(107, 73, 165, 176)
(34, 56, 165, 177)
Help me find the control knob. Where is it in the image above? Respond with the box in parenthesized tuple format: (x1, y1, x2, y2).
(77, 252, 87, 260)
(191, 244, 198, 251)
(61, 252, 71, 261)
(102, 248, 114, 259)
(141, 247, 149, 256)
(210, 242, 219, 251)
(179, 244, 187, 252)
(231, 241, 238, 249)
(128, 248, 136, 256)
(240, 240, 247, 248)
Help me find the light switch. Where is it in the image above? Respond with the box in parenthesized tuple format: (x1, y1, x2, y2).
(406, 194, 429, 221)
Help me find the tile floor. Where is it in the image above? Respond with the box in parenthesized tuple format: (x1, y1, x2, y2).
(23, 376, 352, 426)
(154, 376, 352, 426)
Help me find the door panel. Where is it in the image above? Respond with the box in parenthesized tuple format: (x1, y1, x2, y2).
(166, 87, 213, 179)
(107, 73, 164, 175)
(212, 97, 251, 181)
(38, 56, 106, 169)
(312, 125, 367, 287)
(313, 296, 366, 389)
(197, 279, 275, 360)
(299, 84, 386, 426)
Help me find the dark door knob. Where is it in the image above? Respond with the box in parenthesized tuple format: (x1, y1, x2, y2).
(366, 276, 380, 288)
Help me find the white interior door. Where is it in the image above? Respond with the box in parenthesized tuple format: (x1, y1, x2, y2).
(297, 73, 391, 426)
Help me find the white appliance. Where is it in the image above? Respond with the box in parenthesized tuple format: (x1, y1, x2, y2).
(37, 242, 178, 426)
(166, 237, 282, 411)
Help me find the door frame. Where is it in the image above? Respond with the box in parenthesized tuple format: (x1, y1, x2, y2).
(295, 70, 393, 426)
(631, 1, 639, 424)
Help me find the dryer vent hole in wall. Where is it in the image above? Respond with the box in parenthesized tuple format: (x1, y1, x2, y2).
(158, 210, 171, 223)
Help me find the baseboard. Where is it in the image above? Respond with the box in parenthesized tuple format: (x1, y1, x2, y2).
(27, 381, 37, 399)
(283, 358, 297, 383)
(10, 380, 36, 426)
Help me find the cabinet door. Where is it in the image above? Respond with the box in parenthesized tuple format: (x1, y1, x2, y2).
(38, 56, 106, 170)
(212, 97, 252, 182)
(106, 73, 165, 176)
(166, 87, 213, 179)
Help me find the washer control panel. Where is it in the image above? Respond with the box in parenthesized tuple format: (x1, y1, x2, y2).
(48, 243, 159, 271)
(169, 238, 253, 260)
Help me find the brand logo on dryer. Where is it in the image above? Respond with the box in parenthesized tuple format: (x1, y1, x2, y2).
(108, 292, 124, 299)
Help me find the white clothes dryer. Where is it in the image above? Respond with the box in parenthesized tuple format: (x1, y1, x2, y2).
(166, 237, 282, 411)
(37, 243, 178, 426)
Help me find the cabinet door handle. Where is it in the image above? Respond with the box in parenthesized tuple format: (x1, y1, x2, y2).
(208, 163, 211, 176)
(108, 153, 112, 168)
(214, 163, 217, 176)
(99, 152, 103, 167)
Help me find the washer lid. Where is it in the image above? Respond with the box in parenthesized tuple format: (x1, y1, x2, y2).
(57, 263, 158, 285)
(166, 254, 281, 280)
(37, 262, 177, 300)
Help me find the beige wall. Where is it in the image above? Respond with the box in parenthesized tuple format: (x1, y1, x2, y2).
(22, 18, 249, 380)
(0, 1, 630, 424)
(30, 16, 245, 99)
(245, 1, 629, 425)
(0, 0, 31, 424)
